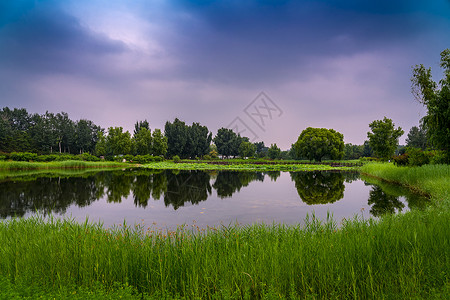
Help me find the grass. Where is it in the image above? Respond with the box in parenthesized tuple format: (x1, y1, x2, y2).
(0, 162, 448, 298)
(0, 160, 132, 171)
(144, 161, 359, 172)
(361, 162, 450, 200)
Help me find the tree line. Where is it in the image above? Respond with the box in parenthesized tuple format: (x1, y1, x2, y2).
(1, 49, 448, 162)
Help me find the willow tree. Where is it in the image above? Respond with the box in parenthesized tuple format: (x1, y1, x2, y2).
(412, 48, 450, 162)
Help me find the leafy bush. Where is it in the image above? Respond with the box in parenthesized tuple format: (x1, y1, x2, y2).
(0, 155, 6, 161)
(393, 153, 409, 166)
(35, 154, 59, 162)
(77, 153, 101, 162)
(9, 152, 38, 162)
(153, 156, 163, 162)
(133, 155, 158, 164)
(406, 147, 430, 167)
(172, 155, 181, 163)
(429, 150, 449, 165)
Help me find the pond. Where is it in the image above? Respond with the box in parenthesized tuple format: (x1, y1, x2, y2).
(0, 169, 429, 230)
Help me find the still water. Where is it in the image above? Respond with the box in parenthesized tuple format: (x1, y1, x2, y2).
(0, 169, 429, 230)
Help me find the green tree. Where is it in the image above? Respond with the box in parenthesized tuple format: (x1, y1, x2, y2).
(367, 117, 404, 160)
(75, 119, 102, 154)
(411, 49, 450, 160)
(213, 128, 241, 158)
(268, 143, 281, 159)
(254, 141, 268, 158)
(186, 122, 212, 158)
(134, 120, 150, 136)
(95, 131, 107, 156)
(164, 118, 188, 158)
(239, 141, 256, 158)
(151, 129, 168, 156)
(406, 125, 427, 150)
(133, 127, 152, 155)
(293, 127, 344, 162)
(106, 127, 132, 156)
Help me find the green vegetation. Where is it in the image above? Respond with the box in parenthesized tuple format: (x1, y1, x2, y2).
(412, 49, 450, 162)
(143, 161, 359, 172)
(293, 127, 344, 162)
(367, 117, 404, 160)
(1, 193, 448, 299)
(0, 160, 130, 170)
(361, 162, 450, 200)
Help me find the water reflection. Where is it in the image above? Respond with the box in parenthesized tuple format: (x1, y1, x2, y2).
(213, 171, 264, 198)
(290, 171, 346, 204)
(0, 169, 429, 220)
(367, 185, 405, 216)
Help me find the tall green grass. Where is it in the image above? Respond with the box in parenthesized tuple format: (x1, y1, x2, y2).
(361, 163, 450, 200)
(0, 210, 448, 299)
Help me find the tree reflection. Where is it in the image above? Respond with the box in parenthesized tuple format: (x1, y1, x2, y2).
(290, 171, 345, 205)
(213, 171, 264, 198)
(368, 185, 405, 217)
(265, 171, 281, 181)
(164, 170, 212, 209)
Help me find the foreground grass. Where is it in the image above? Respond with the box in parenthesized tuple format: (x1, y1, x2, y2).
(144, 161, 359, 172)
(0, 160, 132, 170)
(1, 213, 448, 298)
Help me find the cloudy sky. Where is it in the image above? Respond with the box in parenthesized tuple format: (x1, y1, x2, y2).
(1, 0, 449, 149)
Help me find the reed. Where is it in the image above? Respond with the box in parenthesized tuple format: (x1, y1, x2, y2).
(0, 208, 448, 299)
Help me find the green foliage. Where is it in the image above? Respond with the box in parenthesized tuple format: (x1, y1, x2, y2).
(367, 117, 404, 160)
(406, 125, 427, 150)
(412, 49, 450, 161)
(294, 127, 344, 162)
(9, 152, 38, 161)
(164, 119, 211, 159)
(106, 127, 133, 156)
(393, 154, 409, 166)
(172, 155, 181, 163)
(406, 147, 430, 167)
(213, 128, 241, 158)
(239, 141, 256, 158)
(267, 143, 281, 159)
(151, 129, 168, 157)
(133, 127, 152, 155)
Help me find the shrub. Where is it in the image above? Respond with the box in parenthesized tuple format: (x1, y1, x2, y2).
(9, 152, 38, 162)
(429, 150, 449, 165)
(173, 155, 181, 163)
(0, 155, 6, 161)
(133, 155, 156, 164)
(393, 153, 409, 166)
(406, 147, 430, 167)
(154, 156, 163, 162)
(77, 153, 100, 162)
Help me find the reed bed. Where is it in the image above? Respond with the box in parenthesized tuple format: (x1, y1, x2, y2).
(361, 163, 450, 200)
(0, 208, 448, 299)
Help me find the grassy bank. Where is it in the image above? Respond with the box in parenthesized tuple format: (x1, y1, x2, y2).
(0, 160, 132, 171)
(360, 163, 450, 201)
(0, 162, 448, 299)
(144, 161, 359, 172)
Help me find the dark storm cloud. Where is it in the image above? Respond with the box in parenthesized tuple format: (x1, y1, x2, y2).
(146, 0, 441, 86)
(0, 1, 127, 78)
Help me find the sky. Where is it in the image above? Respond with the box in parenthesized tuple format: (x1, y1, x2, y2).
(1, 0, 449, 149)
